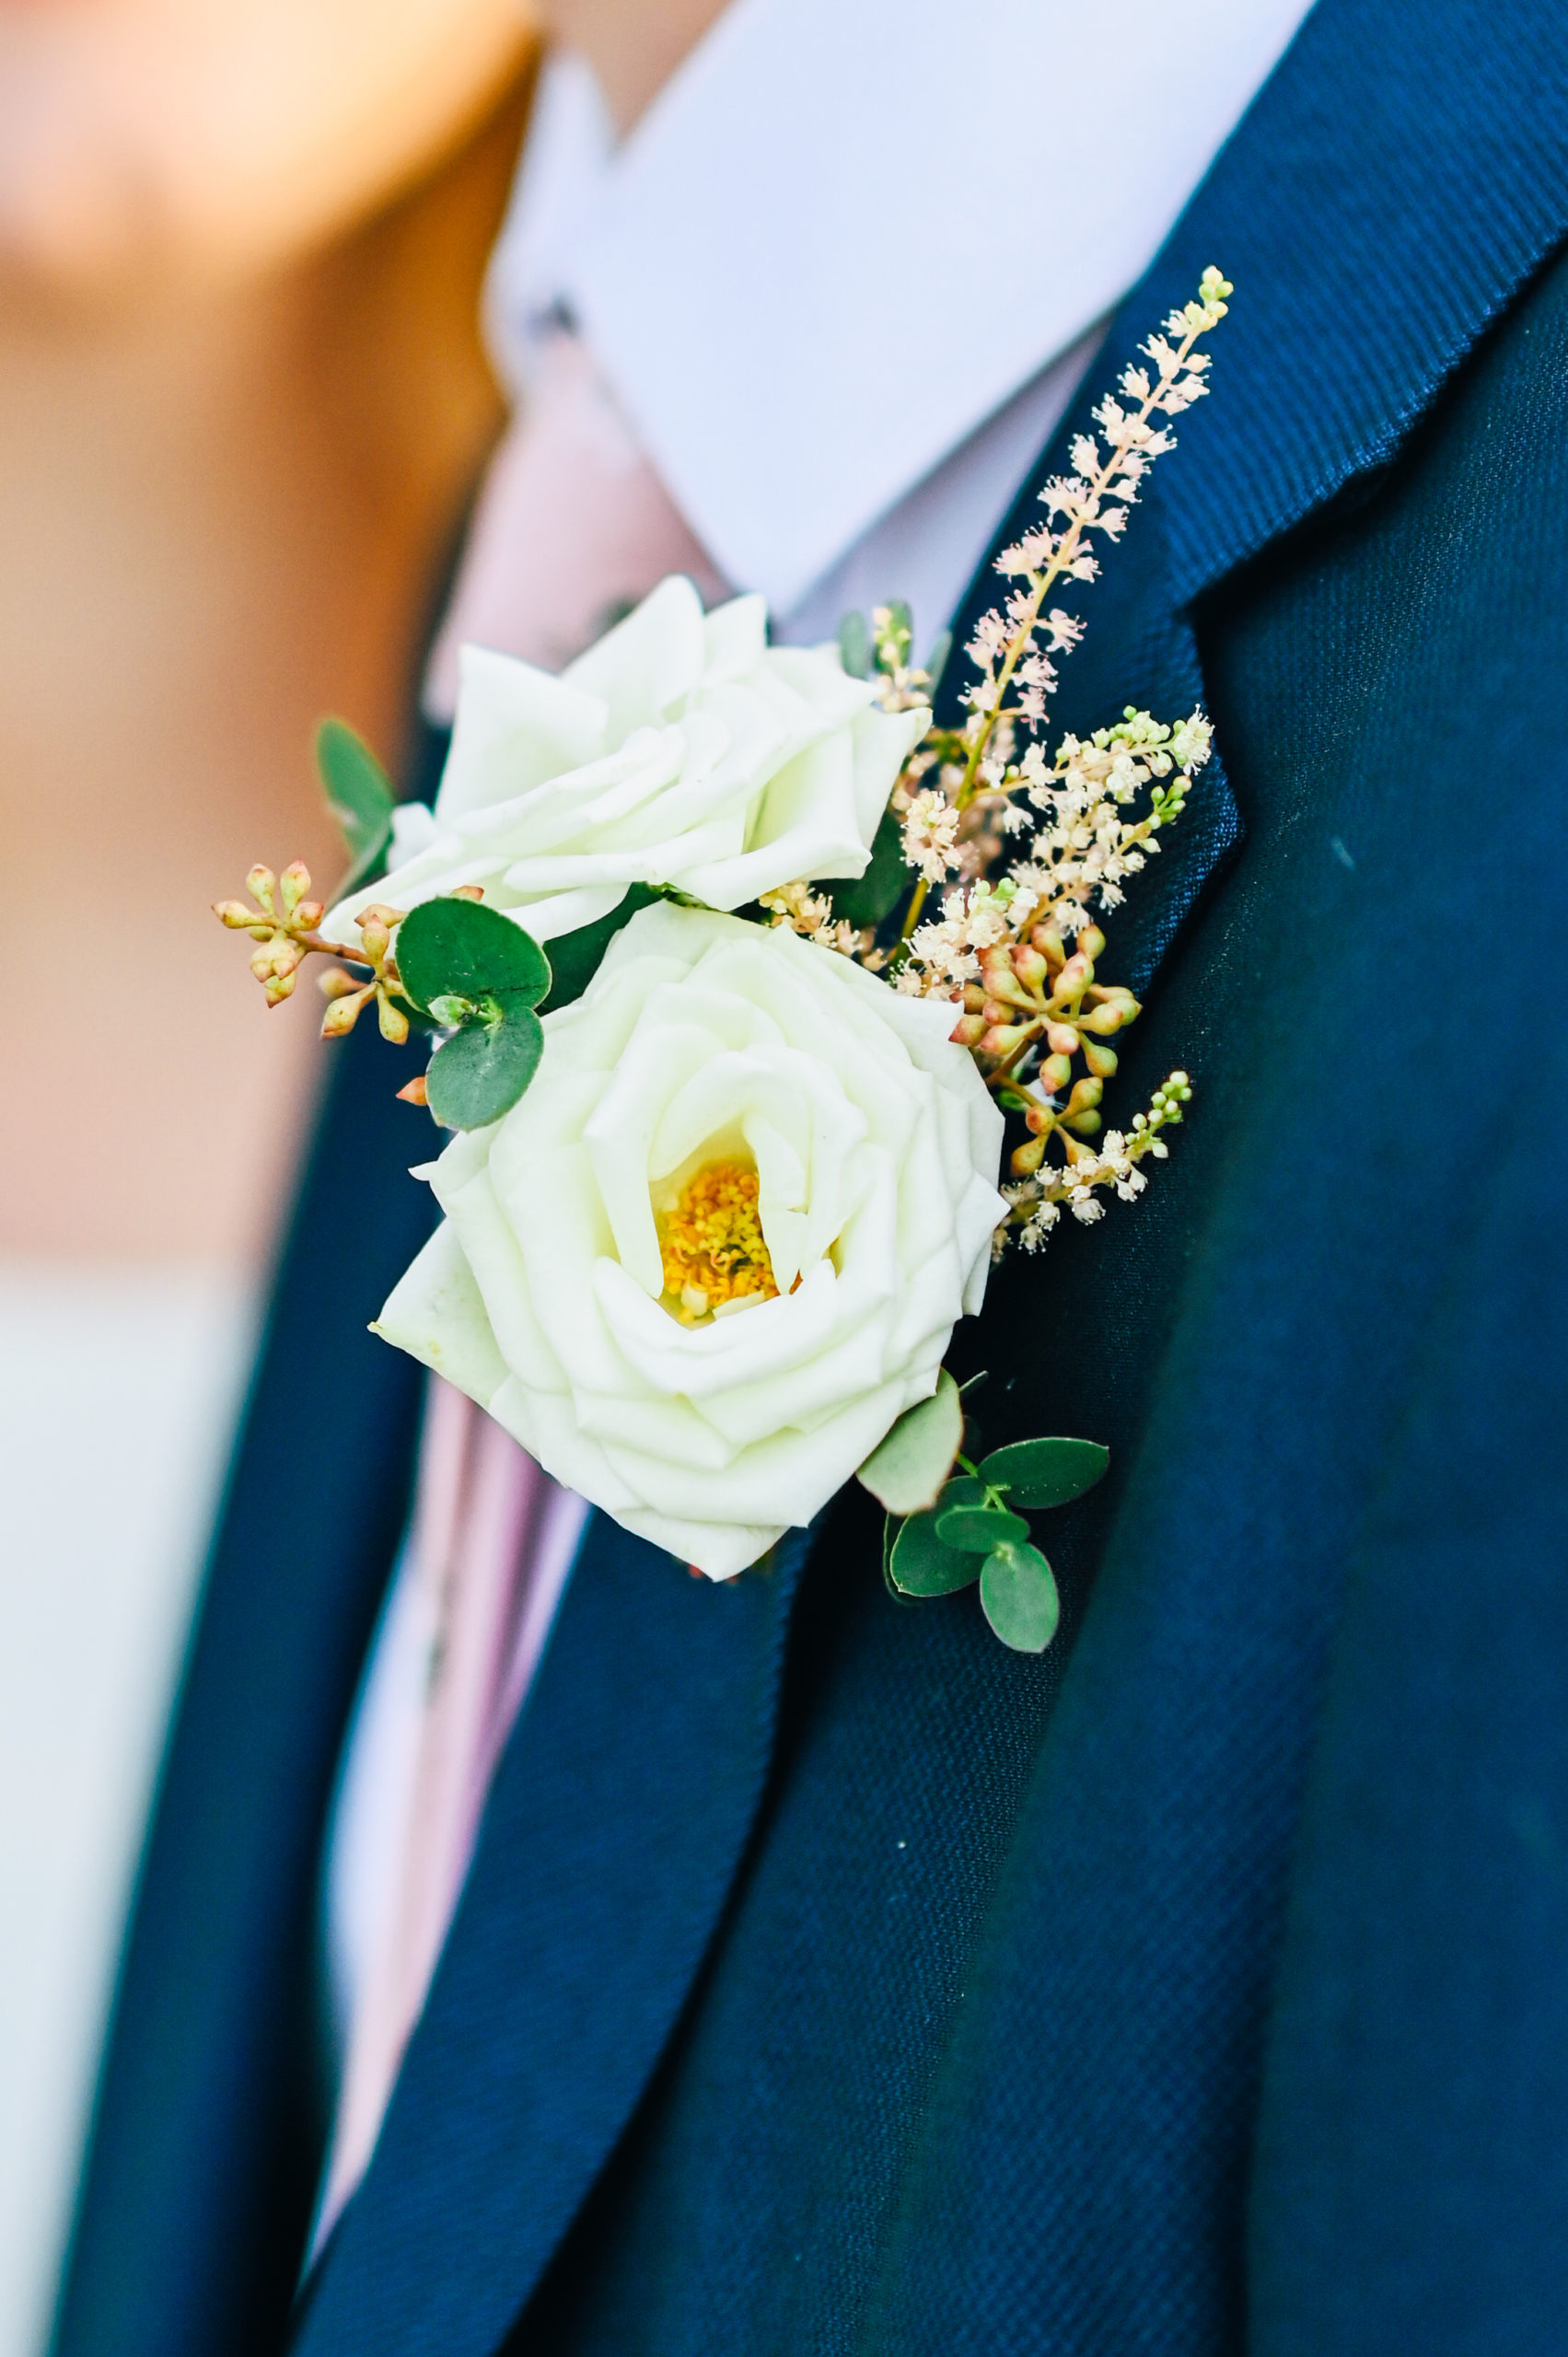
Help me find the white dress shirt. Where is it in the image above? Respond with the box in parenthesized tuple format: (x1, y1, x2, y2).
(484, 0, 1318, 647)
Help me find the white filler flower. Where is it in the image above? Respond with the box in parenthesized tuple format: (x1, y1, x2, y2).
(376, 904, 1005, 1577)
(324, 575, 927, 951)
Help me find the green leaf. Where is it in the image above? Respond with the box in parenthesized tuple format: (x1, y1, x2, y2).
(882, 1517, 921, 1607)
(838, 609, 873, 679)
(978, 1435, 1109, 1510)
(424, 997, 543, 1130)
(923, 625, 953, 699)
(539, 882, 663, 1013)
(856, 1369, 963, 1515)
(830, 805, 912, 932)
(979, 1539, 1061, 1652)
(395, 897, 551, 1014)
(888, 1477, 987, 1596)
(936, 1501, 1029, 1551)
(316, 717, 396, 899)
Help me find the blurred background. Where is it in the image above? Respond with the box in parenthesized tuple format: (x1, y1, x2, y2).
(0, 4, 539, 2347)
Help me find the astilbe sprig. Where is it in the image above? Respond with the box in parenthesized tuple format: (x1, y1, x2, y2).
(848, 265, 1232, 1248)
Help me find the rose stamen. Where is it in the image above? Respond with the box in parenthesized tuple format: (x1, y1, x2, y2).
(657, 1159, 779, 1324)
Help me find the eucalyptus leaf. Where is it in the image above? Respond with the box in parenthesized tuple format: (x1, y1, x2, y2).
(856, 1369, 963, 1515)
(888, 1477, 987, 1596)
(838, 609, 873, 679)
(923, 625, 953, 699)
(980, 1539, 1061, 1652)
(979, 1435, 1109, 1510)
(830, 806, 912, 932)
(316, 717, 395, 899)
(395, 897, 551, 1014)
(539, 882, 663, 1012)
(424, 997, 543, 1131)
(936, 1502, 1030, 1552)
(882, 1517, 921, 1607)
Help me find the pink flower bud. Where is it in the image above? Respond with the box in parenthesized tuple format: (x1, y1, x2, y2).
(1046, 1023, 1079, 1055)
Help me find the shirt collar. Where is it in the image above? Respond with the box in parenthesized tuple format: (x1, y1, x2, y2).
(487, 0, 1318, 615)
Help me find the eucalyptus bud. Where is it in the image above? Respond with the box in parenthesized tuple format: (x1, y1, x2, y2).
(1083, 1040, 1119, 1078)
(1040, 1051, 1074, 1094)
(245, 865, 278, 915)
(1011, 945, 1048, 993)
(1065, 1076, 1103, 1118)
(1010, 1135, 1046, 1177)
(321, 989, 368, 1038)
(1077, 1001, 1126, 1036)
(949, 1013, 987, 1048)
(280, 861, 312, 916)
(1078, 924, 1107, 960)
(396, 1074, 430, 1106)
(1046, 1023, 1079, 1056)
(377, 993, 410, 1046)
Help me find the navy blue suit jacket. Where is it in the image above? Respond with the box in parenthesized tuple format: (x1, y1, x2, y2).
(54, 0, 1568, 2348)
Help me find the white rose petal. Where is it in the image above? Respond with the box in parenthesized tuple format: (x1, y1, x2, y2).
(375, 904, 1005, 1578)
(325, 575, 927, 952)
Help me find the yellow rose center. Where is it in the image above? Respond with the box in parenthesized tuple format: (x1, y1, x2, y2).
(657, 1158, 779, 1325)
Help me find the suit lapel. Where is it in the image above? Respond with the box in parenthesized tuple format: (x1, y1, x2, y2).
(294, 1517, 806, 2357)
(53, 1023, 437, 2357)
(943, 0, 1568, 997)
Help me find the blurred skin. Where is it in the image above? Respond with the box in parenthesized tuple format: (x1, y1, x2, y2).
(534, 0, 730, 132)
(0, 0, 536, 1264)
(0, 0, 736, 1267)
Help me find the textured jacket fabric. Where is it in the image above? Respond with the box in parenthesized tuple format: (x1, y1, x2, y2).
(54, 0, 1568, 2350)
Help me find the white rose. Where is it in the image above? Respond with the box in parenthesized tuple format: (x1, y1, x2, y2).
(324, 575, 926, 953)
(376, 903, 1005, 1578)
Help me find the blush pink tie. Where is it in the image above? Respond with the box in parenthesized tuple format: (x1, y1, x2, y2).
(314, 328, 727, 2248)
